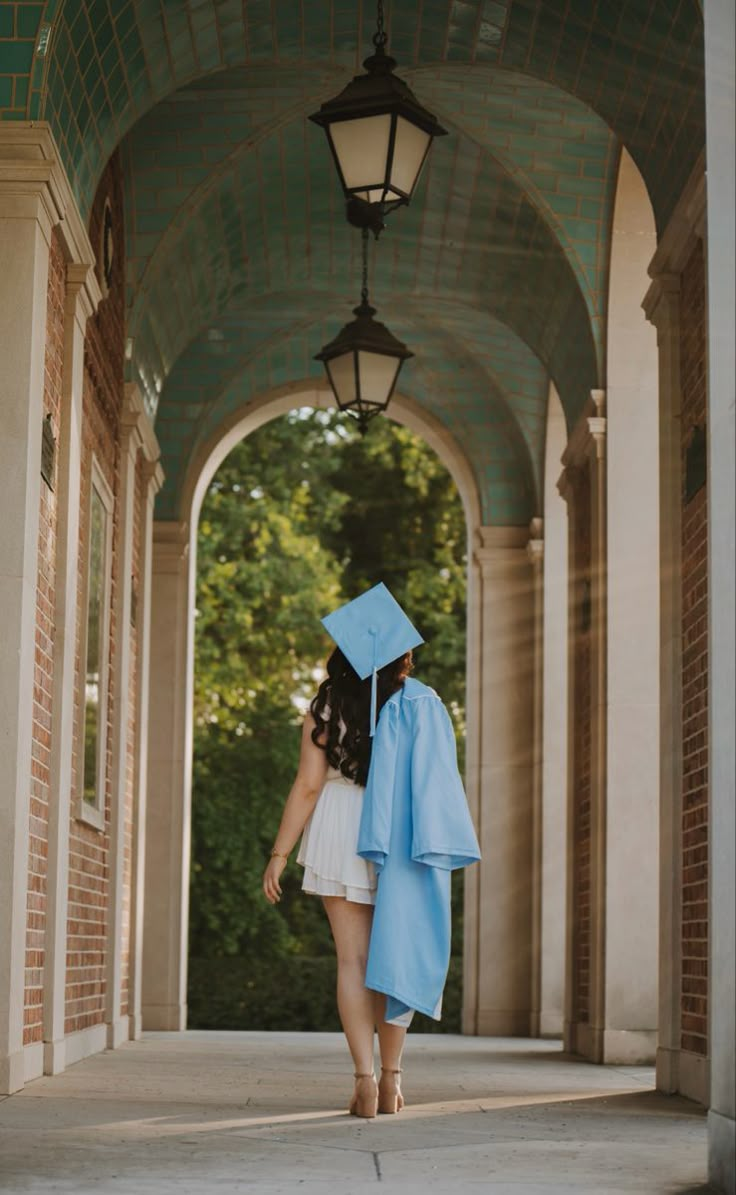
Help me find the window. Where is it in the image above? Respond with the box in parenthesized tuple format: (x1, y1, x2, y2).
(77, 461, 113, 829)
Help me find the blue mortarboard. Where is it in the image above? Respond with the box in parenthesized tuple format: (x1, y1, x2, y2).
(321, 583, 424, 736)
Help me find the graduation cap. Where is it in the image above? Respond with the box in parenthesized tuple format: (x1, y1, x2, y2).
(321, 582, 424, 736)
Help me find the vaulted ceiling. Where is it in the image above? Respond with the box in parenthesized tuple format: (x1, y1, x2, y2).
(1, 1, 705, 525)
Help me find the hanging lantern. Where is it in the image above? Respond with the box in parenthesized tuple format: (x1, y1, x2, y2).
(316, 231, 413, 431)
(309, 2, 447, 236)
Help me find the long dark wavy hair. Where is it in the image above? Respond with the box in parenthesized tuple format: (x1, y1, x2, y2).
(310, 647, 414, 786)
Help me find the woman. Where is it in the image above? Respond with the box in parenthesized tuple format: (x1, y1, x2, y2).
(262, 583, 480, 1119)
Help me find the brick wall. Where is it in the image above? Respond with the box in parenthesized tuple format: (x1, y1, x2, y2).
(23, 229, 66, 1046)
(679, 240, 709, 1058)
(570, 464, 592, 1027)
(65, 151, 127, 1036)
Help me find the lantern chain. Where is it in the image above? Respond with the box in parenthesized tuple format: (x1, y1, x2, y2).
(361, 226, 370, 305)
(374, 0, 387, 48)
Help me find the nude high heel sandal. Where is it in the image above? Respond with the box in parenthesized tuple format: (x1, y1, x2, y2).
(349, 1071, 378, 1118)
(378, 1066, 404, 1114)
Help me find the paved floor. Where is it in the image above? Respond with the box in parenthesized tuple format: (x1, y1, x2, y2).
(0, 1032, 710, 1194)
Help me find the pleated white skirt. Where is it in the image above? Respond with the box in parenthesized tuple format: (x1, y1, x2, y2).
(296, 773, 377, 905)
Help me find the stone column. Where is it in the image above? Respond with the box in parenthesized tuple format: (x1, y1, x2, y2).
(128, 455, 164, 1040)
(527, 521, 545, 1038)
(558, 392, 607, 1062)
(703, 2, 736, 1188)
(473, 526, 535, 1036)
(604, 148, 660, 1064)
(462, 523, 483, 1034)
(587, 392, 609, 1062)
(42, 260, 100, 1076)
(106, 387, 161, 1047)
(142, 520, 195, 1030)
(538, 384, 568, 1037)
(0, 131, 66, 1094)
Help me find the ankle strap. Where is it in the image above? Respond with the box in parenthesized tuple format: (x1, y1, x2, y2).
(354, 1071, 375, 1079)
(380, 1066, 402, 1073)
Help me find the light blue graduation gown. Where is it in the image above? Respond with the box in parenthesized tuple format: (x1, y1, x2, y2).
(357, 678, 481, 1024)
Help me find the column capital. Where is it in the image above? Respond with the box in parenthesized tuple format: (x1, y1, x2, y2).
(142, 458, 165, 499)
(527, 539, 544, 568)
(121, 384, 161, 466)
(527, 517, 544, 568)
(65, 262, 99, 332)
(557, 463, 584, 505)
(642, 271, 681, 334)
(562, 391, 607, 472)
(473, 525, 531, 575)
(152, 520, 191, 574)
(0, 124, 101, 316)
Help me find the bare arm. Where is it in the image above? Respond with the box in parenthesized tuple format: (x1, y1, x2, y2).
(262, 712, 328, 904)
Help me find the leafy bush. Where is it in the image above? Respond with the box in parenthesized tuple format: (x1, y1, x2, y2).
(187, 955, 463, 1034)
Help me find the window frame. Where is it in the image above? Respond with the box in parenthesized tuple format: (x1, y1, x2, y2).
(75, 457, 114, 831)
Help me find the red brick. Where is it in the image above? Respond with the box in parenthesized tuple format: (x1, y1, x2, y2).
(64, 152, 127, 1035)
(24, 227, 66, 1046)
(679, 240, 709, 1057)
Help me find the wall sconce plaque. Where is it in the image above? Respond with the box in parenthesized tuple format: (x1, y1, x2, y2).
(41, 413, 56, 491)
(98, 197, 114, 298)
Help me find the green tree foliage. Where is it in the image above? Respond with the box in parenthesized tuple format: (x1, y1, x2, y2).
(188, 409, 467, 1031)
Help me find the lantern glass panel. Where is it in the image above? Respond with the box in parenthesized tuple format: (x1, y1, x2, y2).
(330, 114, 392, 196)
(327, 351, 357, 406)
(357, 350, 401, 406)
(390, 116, 431, 197)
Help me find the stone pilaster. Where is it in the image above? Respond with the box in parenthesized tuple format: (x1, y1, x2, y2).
(462, 518, 483, 1035)
(128, 453, 164, 1041)
(538, 384, 568, 1039)
(472, 525, 535, 1036)
(527, 520, 545, 1038)
(558, 391, 607, 1062)
(106, 386, 161, 1048)
(142, 520, 194, 1031)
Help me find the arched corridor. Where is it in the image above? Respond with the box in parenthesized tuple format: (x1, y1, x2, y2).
(0, 2, 733, 1190)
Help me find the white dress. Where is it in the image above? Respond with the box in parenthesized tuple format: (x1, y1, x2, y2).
(296, 761, 377, 906)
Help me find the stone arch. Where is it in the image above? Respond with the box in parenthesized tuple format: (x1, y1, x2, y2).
(184, 383, 482, 535)
(142, 381, 485, 1031)
(154, 312, 541, 529)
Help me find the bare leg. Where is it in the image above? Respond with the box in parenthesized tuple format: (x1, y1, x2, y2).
(322, 896, 376, 1076)
(372, 991, 407, 1111)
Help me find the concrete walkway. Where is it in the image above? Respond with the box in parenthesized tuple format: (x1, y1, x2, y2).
(0, 1032, 709, 1194)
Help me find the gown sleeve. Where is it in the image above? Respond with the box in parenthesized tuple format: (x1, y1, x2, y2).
(409, 693, 481, 870)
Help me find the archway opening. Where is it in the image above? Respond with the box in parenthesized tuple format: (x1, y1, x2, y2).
(185, 402, 472, 1033)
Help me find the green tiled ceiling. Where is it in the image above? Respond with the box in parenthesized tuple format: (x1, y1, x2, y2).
(1, 1, 704, 231)
(0, 1, 705, 526)
(126, 109, 598, 425)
